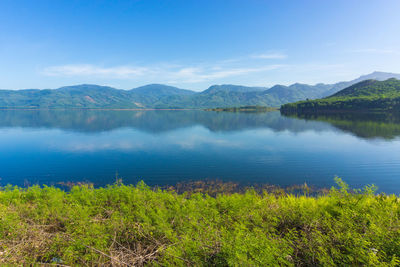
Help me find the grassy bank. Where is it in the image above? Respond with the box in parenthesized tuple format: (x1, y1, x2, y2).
(0, 179, 399, 266)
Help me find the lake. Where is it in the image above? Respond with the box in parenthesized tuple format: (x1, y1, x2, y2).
(0, 109, 399, 193)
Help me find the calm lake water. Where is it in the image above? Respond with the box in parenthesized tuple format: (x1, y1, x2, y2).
(0, 110, 399, 193)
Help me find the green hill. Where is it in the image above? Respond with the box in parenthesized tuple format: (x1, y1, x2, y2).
(280, 78, 400, 114)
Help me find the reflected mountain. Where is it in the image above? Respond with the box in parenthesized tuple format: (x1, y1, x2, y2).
(0, 109, 333, 134)
(282, 112, 400, 140)
(1, 109, 400, 139)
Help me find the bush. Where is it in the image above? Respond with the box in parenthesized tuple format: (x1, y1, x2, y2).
(0, 179, 399, 266)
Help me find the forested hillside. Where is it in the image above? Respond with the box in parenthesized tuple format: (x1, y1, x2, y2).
(281, 78, 400, 114)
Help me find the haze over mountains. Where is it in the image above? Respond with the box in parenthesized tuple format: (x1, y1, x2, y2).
(1, 71, 399, 109)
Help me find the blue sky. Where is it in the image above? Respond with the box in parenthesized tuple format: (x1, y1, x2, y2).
(1, 0, 400, 90)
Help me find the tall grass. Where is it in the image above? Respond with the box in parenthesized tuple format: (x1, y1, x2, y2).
(0, 178, 399, 266)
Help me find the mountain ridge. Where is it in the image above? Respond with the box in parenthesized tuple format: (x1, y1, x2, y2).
(1, 72, 400, 109)
(130, 84, 195, 96)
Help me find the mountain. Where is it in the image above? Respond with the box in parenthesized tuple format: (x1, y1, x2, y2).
(1, 72, 400, 109)
(57, 84, 118, 92)
(351, 71, 400, 84)
(0, 84, 139, 109)
(263, 83, 332, 104)
(320, 71, 400, 97)
(131, 84, 195, 96)
(128, 84, 196, 109)
(280, 78, 400, 114)
(201, 84, 268, 94)
(330, 78, 400, 98)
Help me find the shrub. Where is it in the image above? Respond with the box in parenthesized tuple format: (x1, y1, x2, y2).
(0, 179, 399, 266)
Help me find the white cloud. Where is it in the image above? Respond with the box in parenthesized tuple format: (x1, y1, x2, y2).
(62, 141, 143, 152)
(40, 51, 290, 86)
(42, 62, 285, 84)
(352, 48, 400, 55)
(43, 64, 149, 77)
(251, 52, 288, 59)
(168, 65, 284, 83)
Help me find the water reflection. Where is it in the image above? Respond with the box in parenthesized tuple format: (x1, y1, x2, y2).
(0, 109, 340, 134)
(0, 109, 400, 140)
(282, 112, 400, 140)
(0, 110, 399, 193)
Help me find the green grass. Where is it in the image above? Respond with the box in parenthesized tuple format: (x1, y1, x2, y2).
(0, 178, 399, 266)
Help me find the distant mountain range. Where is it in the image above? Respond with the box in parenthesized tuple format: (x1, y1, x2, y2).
(1, 71, 400, 109)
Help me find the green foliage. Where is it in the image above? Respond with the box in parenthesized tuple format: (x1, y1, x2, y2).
(281, 79, 400, 114)
(0, 179, 399, 265)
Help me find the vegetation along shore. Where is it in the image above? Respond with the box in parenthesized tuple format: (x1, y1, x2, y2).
(0, 179, 399, 266)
